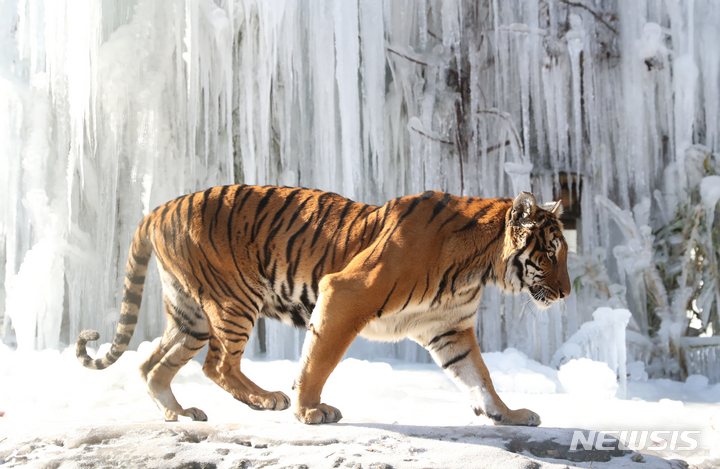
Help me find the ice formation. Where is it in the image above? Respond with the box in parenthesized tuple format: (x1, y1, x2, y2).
(552, 307, 631, 394)
(1, 1, 719, 382)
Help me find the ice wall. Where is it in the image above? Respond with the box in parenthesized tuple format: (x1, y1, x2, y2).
(2, 1, 719, 367)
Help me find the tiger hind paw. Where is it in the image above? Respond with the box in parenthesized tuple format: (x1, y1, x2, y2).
(164, 407, 208, 422)
(241, 391, 291, 411)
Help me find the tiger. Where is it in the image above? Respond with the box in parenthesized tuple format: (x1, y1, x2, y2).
(76, 185, 570, 426)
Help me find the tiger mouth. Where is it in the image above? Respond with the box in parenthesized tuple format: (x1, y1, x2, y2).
(528, 285, 557, 308)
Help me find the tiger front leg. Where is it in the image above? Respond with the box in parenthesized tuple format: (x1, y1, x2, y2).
(422, 327, 541, 426)
(294, 275, 371, 424)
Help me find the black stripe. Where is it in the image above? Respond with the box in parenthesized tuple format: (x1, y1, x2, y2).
(525, 257, 540, 271)
(442, 350, 471, 369)
(290, 305, 307, 327)
(196, 261, 258, 317)
(342, 206, 371, 258)
(215, 326, 249, 338)
(377, 282, 398, 317)
(481, 264, 493, 284)
(226, 305, 257, 328)
(285, 264, 295, 299)
(169, 312, 210, 341)
(263, 220, 285, 268)
(267, 259, 279, 288)
(485, 228, 505, 249)
(113, 333, 132, 346)
(336, 200, 355, 226)
(159, 201, 173, 226)
(420, 273, 431, 302)
(256, 187, 278, 218)
(399, 283, 417, 312)
(208, 186, 229, 253)
(186, 193, 195, 234)
(199, 188, 214, 221)
(437, 211, 459, 232)
(226, 186, 244, 251)
(250, 188, 277, 243)
(435, 340, 457, 352)
(300, 284, 313, 310)
(428, 330, 457, 347)
(311, 246, 331, 296)
(455, 311, 477, 324)
(172, 199, 184, 255)
(310, 201, 335, 248)
(168, 301, 196, 327)
(224, 335, 250, 343)
(427, 192, 451, 226)
(118, 313, 138, 325)
(126, 273, 145, 284)
(182, 342, 206, 351)
(286, 221, 311, 263)
(122, 290, 142, 307)
(513, 257, 524, 284)
(131, 251, 150, 266)
(431, 266, 454, 306)
(270, 188, 302, 228)
(286, 196, 313, 232)
(214, 186, 230, 226)
(454, 203, 493, 233)
(221, 317, 249, 331)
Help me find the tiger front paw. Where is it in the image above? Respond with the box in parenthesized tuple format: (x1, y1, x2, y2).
(492, 408, 541, 426)
(294, 403, 343, 424)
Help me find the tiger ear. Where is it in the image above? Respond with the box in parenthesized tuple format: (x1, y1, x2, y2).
(542, 200, 564, 217)
(510, 192, 537, 223)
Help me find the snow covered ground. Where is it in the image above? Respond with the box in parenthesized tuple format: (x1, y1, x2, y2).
(0, 340, 718, 468)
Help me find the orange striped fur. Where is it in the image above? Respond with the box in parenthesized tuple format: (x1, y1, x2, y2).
(76, 186, 570, 425)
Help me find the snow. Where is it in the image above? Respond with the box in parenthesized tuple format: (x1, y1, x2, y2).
(1, 341, 719, 467)
(557, 358, 619, 399)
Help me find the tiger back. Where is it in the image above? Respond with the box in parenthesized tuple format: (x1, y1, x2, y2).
(76, 185, 570, 425)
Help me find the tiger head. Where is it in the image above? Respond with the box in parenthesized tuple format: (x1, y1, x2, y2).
(503, 192, 571, 308)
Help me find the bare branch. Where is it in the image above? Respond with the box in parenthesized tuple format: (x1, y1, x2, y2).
(386, 47, 428, 66)
(410, 126, 454, 145)
(560, 0, 618, 36)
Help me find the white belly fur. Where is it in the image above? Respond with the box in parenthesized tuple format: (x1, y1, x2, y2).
(358, 302, 478, 344)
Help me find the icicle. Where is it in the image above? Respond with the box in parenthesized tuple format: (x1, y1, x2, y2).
(333, 0, 362, 200)
(566, 14, 584, 183)
(359, 0, 385, 203)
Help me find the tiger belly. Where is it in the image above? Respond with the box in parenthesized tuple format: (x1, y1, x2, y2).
(358, 302, 479, 344)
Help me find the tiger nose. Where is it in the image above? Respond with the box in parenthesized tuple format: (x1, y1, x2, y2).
(558, 288, 568, 299)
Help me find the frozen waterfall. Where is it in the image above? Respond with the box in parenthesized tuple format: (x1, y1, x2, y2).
(1, 1, 719, 378)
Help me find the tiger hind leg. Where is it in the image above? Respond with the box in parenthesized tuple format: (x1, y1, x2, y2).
(139, 273, 210, 421)
(201, 301, 290, 411)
